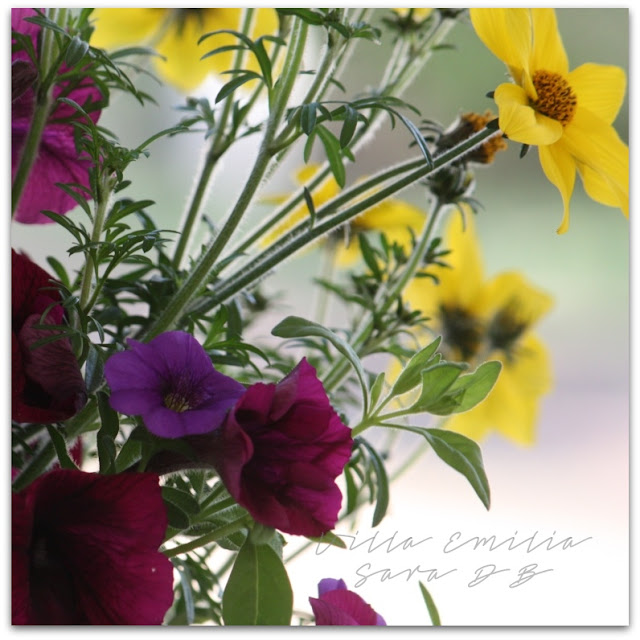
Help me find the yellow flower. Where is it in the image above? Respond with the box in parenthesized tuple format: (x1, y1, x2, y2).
(91, 8, 278, 92)
(391, 9, 434, 21)
(402, 210, 553, 445)
(263, 165, 425, 265)
(470, 8, 628, 233)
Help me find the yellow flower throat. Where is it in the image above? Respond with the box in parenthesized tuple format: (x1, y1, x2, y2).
(164, 392, 191, 413)
(531, 70, 577, 126)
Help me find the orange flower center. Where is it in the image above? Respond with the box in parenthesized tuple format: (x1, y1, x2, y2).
(164, 392, 191, 412)
(531, 70, 577, 126)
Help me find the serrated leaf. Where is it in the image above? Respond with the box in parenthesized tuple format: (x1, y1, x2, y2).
(391, 336, 442, 396)
(271, 315, 369, 417)
(419, 581, 441, 626)
(223, 539, 293, 625)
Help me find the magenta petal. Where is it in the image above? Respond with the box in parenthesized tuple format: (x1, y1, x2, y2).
(309, 597, 361, 625)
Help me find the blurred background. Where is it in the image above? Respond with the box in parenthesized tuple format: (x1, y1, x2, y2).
(10, 8, 629, 627)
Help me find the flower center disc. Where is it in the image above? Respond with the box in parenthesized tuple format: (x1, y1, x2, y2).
(164, 392, 191, 413)
(532, 70, 577, 126)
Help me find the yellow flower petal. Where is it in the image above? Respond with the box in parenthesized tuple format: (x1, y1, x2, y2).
(478, 272, 553, 326)
(495, 83, 563, 145)
(577, 161, 628, 216)
(91, 8, 165, 48)
(568, 63, 627, 125)
(538, 142, 576, 234)
(561, 107, 629, 217)
(391, 8, 434, 20)
(529, 9, 568, 75)
(470, 9, 533, 76)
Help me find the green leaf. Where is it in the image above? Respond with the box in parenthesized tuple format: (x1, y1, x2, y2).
(300, 102, 317, 135)
(316, 124, 345, 188)
(271, 315, 369, 417)
(64, 35, 89, 66)
(357, 234, 381, 280)
(419, 581, 441, 626)
(164, 501, 191, 530)
(276, 8, 325, 25)
(339, 105, 359, 148)
(409, 427, 490, 509)
(410, 363, 467, 412)
(302, 187, 316, 228)
(84, 344, 104, 394)
(96, 391, 120, 474)
(391, 337, 442, 396)
(369, 372, 386, 410)
(427, 361, 502, 416)
(223, 539, 293, 625)
(45, 425, 78, 470)
(303, 129, 316, 163)
(162, 486, 200, 516)
(307, 530, 347, 550)
(215, 71, 263, 104)
(358, 438, 389, 527)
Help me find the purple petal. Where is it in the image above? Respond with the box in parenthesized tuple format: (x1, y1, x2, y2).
(318, 578, 347, 596)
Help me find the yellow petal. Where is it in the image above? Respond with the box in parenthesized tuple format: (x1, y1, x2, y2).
(561, 108, 629, 218)
(355, 199, 425, 234)
(469, 9, 533, 75)
(91, 8, 165, 48)
(568, 63, 627, 125)
(530, 9, 568, 75)
(495, 83, 563, 145)
(538, 142, 576, 234)
(478, 272, 553, 326)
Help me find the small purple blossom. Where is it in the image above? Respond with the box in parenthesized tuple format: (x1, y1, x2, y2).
(104, 331, 245, 438)
(309, 578, 386, 626)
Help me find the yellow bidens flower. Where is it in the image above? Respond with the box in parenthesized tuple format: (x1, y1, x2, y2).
(470, 8, 628, 233)
(91, 8, 278, 92)
(391, 8, 434, 21)
(264, 165, 425, 265)
(403, 210, 553, 445)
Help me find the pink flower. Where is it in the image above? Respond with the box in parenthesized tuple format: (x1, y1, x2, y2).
(211, 359, 353, 537)
(12, 9, 102, 224)
(12, 250, 87, 423)
(12, 469, 174, 624)
(309, 578, 386, 626)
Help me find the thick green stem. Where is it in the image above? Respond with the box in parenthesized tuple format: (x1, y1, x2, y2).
(171, 8, 256, 269)
(203, 127, 499, 312)
(143, 18, 309, 340)
(11, 8, 64, 216)
(163, 514, 252, 558)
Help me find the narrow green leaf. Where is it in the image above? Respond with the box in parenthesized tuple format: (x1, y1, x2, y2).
(271, 316, 369, 417)
(114, 436, 142, 473)
(223, 539, 293, 625)
(396, 112, 433, 168)
(358, 234, 382, 280)
(162, 486, 201, 516)
(215, 71, 262, 104)
(358, 439, 390, 527)
(419, 582, 441, 626)
(96, 391, 120, 474)
(316, 125, 345, 188)
(369, 372, 386, 410)
(164, 501, 191, 530)
(307, 530, 347, 550)
(303, 129, 316, 163)
(339, 105, 358, 148)
(391, 336, 442, 396)
(302, 187, 316, 228)
(84, 344, 104, 394)
(300, 102, 317, 135)
(45, 425, 78, 470)
(64, 35, 89, 66)
(46, 257, 70, 289)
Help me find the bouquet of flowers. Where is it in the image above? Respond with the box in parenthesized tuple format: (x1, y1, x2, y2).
(10, 7, 628, 626)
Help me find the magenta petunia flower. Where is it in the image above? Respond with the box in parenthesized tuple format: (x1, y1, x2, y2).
(12, 469, 175, 624)
(104, 331, 246, 438)
(309, 578, 387, 626)
(12, 8, 103, 224)
(12, 249, 87, 423)
(210, 359, 353, 537)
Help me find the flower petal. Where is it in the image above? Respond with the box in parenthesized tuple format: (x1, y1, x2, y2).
(495, 83, 563, 145)
(470, 9, 533, 75)
(561, 108, 629, 217)
(90, 8, 165, 48)
(530, 9, 568, 75)
(538, 141, 576, 234)
(568, 63, 627, 125)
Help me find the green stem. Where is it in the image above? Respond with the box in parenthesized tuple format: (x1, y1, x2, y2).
(204, 127, 499, 313)
(11, 441, 55, 493)
(163, 514, 252, 558)
(171, 8, 256, 269)
(11, 8, 63, 217)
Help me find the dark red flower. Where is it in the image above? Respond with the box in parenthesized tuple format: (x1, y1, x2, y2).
(12, 249, 87, 423)
(12, 8, 103, 224)
(12, 469, 174, 625)
(211, 359, 353, 537)
(309, 578, 386, 626)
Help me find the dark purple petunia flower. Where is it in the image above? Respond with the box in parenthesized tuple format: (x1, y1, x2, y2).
(12, 8, 103, 224)
(104, 331, 246, 438)
(12, 249, 87, 423)
(12, 469, 175, 624)
(309, 578, 387, 626)
(209, 359, 353, 537)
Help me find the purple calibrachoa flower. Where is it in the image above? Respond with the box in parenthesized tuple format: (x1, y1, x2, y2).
(12, 8, 103, 224)
(12, 469, 174, 624)
(309, 578, 387, 626)
(104, 331, 246, 438)
(210, 359, 353, 537)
